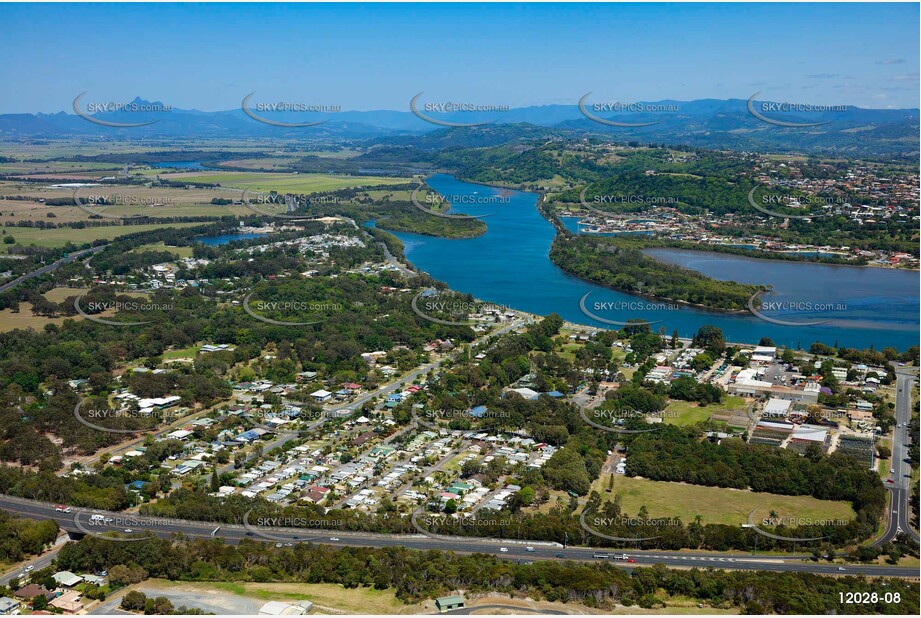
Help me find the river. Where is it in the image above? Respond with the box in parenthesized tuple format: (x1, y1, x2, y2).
(385, 174, 918, 350)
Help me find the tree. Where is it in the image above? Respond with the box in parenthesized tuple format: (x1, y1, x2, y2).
(759, 337, 775, 347)
(121, 591, 147, 611)
(3, 235, 14, 244)
(443, 499, 457, 514)
(692, 325, 725, 356)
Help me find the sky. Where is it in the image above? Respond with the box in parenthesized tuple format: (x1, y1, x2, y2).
(0, 2, 918, 114)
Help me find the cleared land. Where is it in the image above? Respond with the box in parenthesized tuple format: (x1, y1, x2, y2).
(171, 171, 396, 193)
(133, 241, 195, 258)
(2, 222, 204, 251)
(119, 579, 427, 615)
(663, 396, 748, 426)
(592, 474, 855, 527)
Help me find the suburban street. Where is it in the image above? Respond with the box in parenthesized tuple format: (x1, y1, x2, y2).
(0, 494, 917, 579)
(873, 367, 919, 546)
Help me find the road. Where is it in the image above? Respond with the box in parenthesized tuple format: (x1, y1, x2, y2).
(0, 534, 68, 586)
(0, 245, 106, 294)
(873, 367, 919, 546)
(1, 494, 917, 579)
(335, 316, 529, 413)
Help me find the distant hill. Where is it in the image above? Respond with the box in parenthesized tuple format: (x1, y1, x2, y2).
(0, 96, 916, 159)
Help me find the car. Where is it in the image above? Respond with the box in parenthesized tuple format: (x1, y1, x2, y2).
(525, 547, 535, 552)
(329, 537, 339, 541)
(499, 547, 509, 553)
(890, 468, 895, 474)
(24, 565, 34, 572)
(555, 553, 565, 558)
(276, 543, 283, 548)
(887, 478, 894, 483)
(98, 571, 108, 577)
(838, 567, 846, 571)
(245, 532, 255, 537)
(627, 558, 637, 563)
(123, 529, 133, 533)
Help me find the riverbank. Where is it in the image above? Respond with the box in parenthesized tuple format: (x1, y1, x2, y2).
(385, 174, 918, 350)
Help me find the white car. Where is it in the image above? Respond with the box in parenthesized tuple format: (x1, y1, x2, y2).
(526, 547, 536, 552)
(329, 537, 339, 541)
(499, 547, 509, 553)
(837, 567, 846, 572)
(24, 565, 34, 572)
(123, 529, 133, 533)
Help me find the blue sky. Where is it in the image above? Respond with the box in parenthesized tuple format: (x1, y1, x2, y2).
(1, 2, 918, 113)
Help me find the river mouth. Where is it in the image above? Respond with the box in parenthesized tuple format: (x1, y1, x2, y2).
(385, 174, 918, 350)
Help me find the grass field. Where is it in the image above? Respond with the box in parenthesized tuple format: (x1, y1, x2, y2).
(172, 171, 397, 193)
(133, 241, 195, 258)
(592, 474, 855, 527)
(163, 344, 201, 360)
(2, 222, 204, 251)
(0, 302, 77, 332)
(664, 396, 748, 426)
(144, 579, 425, 614)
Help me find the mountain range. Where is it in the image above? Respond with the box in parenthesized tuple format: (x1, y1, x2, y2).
(0, 97, 917, 159)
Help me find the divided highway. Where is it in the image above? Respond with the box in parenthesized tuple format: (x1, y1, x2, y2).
(1, 494, 917, 578)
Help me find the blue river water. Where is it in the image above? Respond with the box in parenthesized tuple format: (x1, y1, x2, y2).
(385, 175, 919, 350)
(196, 232, 268, 246)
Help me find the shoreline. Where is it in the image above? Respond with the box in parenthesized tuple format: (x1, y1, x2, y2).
(390, 176, 917, 352)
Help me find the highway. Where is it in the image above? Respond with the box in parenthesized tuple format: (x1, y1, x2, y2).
(873, 367, 920, 546)
(1, 494, 917, 578)
(0, 245, 106, 294)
